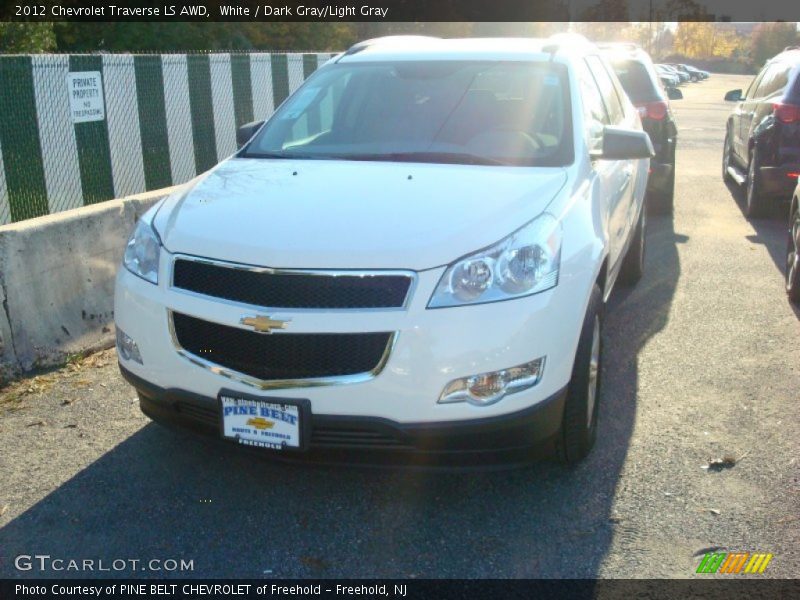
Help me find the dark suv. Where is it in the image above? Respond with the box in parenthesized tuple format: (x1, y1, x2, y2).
(722, 47, 800, 218)
(601, 44, 683, 212)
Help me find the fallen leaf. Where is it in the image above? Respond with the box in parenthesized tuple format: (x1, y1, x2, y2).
(694, 546, 726, 557)
(64, 424, 77, 429)
(709, 508, 721, 515)
(61, 399, 73, 406)
(0, 505, 8, 516)
(26, 420, 47, 427)
(703, 456, 737, 471)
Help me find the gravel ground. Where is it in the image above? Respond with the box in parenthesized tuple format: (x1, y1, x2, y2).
(0, 74, 798, 579)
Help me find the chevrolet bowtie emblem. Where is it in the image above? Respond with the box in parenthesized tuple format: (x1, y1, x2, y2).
(240, 315, 290, 334)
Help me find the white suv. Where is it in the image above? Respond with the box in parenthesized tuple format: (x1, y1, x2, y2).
(115, 36, 652, 466)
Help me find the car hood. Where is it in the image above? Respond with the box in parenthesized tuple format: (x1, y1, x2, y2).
(154, 158, 568, 271)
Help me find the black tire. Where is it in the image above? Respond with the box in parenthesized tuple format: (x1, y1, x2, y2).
(618, 204, 646, 286)
(787, 200, 800, 304)
(649, 168, 675, 215)
(557, 284, 603, 465)
(722, 130, 733, 183)
(745, 148, 768, 218)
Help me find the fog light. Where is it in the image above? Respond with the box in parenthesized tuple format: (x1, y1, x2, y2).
(116, 328, 143, 364)
(438, 357, 545, 406)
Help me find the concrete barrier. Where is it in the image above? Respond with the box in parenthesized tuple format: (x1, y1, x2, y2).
(0, 187, 177, 382)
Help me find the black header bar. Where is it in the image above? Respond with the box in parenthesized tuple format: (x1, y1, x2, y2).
(1, 0, 799, 22)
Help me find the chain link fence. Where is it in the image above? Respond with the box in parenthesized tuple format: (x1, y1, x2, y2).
(0, 51, 336, 225)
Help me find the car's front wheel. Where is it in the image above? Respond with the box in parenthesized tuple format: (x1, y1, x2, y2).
(557, 284, 603, 465)
(786, 200, 800, 303)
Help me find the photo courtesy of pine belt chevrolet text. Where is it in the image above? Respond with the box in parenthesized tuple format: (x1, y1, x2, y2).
(114, 35, 654, 467)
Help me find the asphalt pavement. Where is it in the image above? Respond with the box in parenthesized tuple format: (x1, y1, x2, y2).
(0, 74, 798, 579)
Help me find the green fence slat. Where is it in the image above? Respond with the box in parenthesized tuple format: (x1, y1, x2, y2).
(302, 53, 321, 133)
(270, 54, 290, 108)
(0, 56, 49, 221)
(303, 54, 317, 79)
(187, 54, 218, 174)
(230, 54, 254, 129)
(69, 55, 115, 206)
(134, 55, 172, 190)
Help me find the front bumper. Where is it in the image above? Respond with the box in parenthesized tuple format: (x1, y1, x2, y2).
(122, 364, 567, 467)
(116, 254, 590, 422)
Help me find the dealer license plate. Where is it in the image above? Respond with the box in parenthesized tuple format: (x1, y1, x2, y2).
(218, 390, 309, 451)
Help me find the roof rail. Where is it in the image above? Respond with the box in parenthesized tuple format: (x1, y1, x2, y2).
(596, 42, 640, 51)
(342, 35, 440, 57)
(542, 33, 593, 55)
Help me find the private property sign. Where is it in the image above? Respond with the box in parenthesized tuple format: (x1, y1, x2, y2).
(66, 71, 105, 123)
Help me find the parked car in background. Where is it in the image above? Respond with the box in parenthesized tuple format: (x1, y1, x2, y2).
(115, 35, 654, 467)
(680, 64, 705, 82)
(722, 46, 800, 217)
(665, 64, 690, 84)
(602, 45, 682, 212)
(787, 179, 800, 303)
(655, 64, 680, 89)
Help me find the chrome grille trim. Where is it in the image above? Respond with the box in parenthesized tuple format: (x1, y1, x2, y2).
(167, 310, 399, 391)
(169, 254, 417, 311)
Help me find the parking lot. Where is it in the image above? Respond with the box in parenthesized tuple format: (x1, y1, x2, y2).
(0, 74, 798, 578)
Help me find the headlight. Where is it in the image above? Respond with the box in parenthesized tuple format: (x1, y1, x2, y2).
(428, 213, 561, 308)
(123, 219, 161, 284)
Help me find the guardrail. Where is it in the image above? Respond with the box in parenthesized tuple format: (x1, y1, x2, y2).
(0, 187, 175, 382)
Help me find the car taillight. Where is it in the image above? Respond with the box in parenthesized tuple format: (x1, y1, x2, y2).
(635, 101, 668, 121)
(772, 102, 800, 124)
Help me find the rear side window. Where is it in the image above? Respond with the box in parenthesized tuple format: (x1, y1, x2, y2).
(585, 56, 624, 124)
(755, 63, 791, 99)
(608, 59, 658, 102)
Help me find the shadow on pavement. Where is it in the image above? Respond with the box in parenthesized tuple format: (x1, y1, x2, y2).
(724, 179, 800, 319)
(0, 215, 681, 579)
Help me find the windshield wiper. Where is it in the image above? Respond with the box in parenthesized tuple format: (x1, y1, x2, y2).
(242, 151, 349, 160)
(242, 151, 515, 166)
(340, 152, 512, 166)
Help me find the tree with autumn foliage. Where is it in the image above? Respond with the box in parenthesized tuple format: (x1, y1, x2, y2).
(673, 22, 743, 59)
(750, 22, 798, 68)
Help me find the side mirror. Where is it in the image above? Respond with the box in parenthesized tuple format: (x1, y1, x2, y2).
(592, 127, 655, 161)
(724, 89, 742, 102)
(667, 87, 683, 100)
(236, 120, 265, 148)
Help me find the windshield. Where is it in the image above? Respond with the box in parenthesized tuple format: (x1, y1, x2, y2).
(243, 60, 573, 167)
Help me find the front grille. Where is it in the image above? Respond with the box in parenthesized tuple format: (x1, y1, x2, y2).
(176, 401, 218, 427)
(172, 312, 393, 381)
(174, 401, 412, 450)
(311, 426, 412, 450)
(173, 259, 412, 309)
